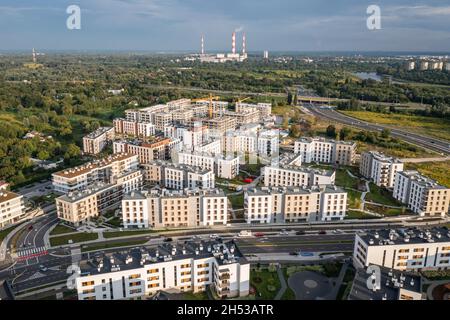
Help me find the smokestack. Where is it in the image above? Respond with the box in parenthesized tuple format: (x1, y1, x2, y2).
(32, 48, 36, 63)
(242, 33, 246, 55)
(232, 32, 236, 54)
(201, 35, 204, 55)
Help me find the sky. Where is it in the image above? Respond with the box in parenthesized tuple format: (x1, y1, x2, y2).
(1, 0, 450, 52)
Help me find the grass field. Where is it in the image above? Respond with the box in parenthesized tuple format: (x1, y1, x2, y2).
(345, 210, 378, 220)
(103, 229, 156, 239)
(366, 183, 402, 206)
(341, 110, 450, 142)
(81, 239, 148, 253)
(405, 161, 450, 188)
(365, 204, 405, 216)
(49, 224, 76, 236)
(251, 268, 281, 300)
(50, 232, 98, 247)
(0, 225, 17, 243)
(228, 193, 244, 209)
(346, 189, 362, 209)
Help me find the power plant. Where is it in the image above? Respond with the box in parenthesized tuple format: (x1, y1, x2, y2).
(186, 31, 248, 63)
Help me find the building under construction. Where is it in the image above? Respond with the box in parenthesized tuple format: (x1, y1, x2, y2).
(193, 31, 248, 63)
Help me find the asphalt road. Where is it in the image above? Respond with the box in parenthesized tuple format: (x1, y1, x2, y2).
(305, 104, 450, 155)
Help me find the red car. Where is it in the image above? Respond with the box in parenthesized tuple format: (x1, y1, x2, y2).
(243, 178, 253, 183)
(254, 232, 264, 237)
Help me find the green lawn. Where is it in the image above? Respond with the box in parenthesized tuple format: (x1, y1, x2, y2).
(341, 110, 450, 142)
(50, 232, 98, 247)
(103, 229, 156, 239)
(406, 161, 450, 188)
(105, 216, 122, 228)
(50, 224, 76, 236)
(81, 239, 148, 253)
(365, 204, 405, 216)
(345, 210, 378, 220)
(366, 183, 402, 206)
(251, 268, 281, 300)
(228, 193, 244, 209)
(346, 189, 362, 209)
(335, 169, 359, 189)
(0, 225, 17, 243)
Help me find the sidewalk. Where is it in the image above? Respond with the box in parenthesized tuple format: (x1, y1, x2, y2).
(274, 265, 287, 300)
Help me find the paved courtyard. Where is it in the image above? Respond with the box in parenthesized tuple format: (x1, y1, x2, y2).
(287, 271, 334, 300)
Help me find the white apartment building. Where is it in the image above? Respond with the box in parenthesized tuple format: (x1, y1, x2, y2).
(0, 191, 25, 229)
(125, 104, 167, 123)
(142, 161, 215, 190)
(176, 151, 239, 179)
(56, 170, 143, 225)
(360, 151, 404, 188)
(52, 153, 140, 194)
(244, 186, 347, 224)
(153, 113, 173, 132)
(257, 130, 279, 157)
(193, 139, 222, 155)
(113, 118, 155, 138)
(121, 188, 228, 229)
(235, 102, 272, 120)
(82, 127, 115, 155)
(76, 240, 250, 300)
(262, 165, 335, 188)
(353, 228, 450, 271)
(113, 138, 182, 164)
(164, 124, 208, 152)
(393, 171, 450, 217)
(294, 137, 356, 166)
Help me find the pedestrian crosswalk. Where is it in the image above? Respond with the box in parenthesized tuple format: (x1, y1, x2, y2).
(16, 246, 48, 261)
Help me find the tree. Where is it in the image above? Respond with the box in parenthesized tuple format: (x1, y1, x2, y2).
(287, 92, 293, 105)
(381, 128, 391, 139)
(339, 127, 352, 140)
(326, 125, 337, 138)
(37, 150, 50, 160)
(64, 144, 81, 159)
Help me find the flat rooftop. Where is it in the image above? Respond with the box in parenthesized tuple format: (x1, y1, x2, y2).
(123, 187, 225, 200)
(79, 239, 247, 276)
(53, 153, 137, 179)
(84, 127, 113, 139)
(358, 227, 450, 246)
(348, 266, 422, 300)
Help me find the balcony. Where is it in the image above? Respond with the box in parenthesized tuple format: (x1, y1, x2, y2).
(218, 273, 230, 281)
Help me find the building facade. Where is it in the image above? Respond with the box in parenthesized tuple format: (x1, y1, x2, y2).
(360, 151, 404, 188)
(294, 137, 356, 166)
(262, 165, 335, 188)
(82, 127, 115, 155)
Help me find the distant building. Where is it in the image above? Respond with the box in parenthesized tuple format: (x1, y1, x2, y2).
(52, 153, 139, 194)
(360, 151, 403, 188)
(176, 151, 239, 179)
(419, 61, 429, 71)
(113, 118, 155, 138)
(404, 61, 415, 71)
(113, 138, 182, 164)
(294, 137, 356, 166)
(122, 188, 227, 229)
(244, 185, 347, 223)
(262, 165, 335, 188)
(82, 127, 115, 155)
(393, 171, 449, 217)
(56, 170, 143, 225)
(263, 50, 269, 59)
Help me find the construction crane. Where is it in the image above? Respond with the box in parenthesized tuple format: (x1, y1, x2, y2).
(236, 96, 251, 104)
(192, 94, 220, 118)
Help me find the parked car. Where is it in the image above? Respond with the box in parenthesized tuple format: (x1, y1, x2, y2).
(295, 230, 305, 235)
(289, 252, 298, 256)
(318, 230, 327, 235)
(39, 265, 48, 272)
(163, 237, 173, 242)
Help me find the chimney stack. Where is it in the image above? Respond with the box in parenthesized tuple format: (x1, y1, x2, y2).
(232, 32, 236, 54)
(242, 33, 246, 55)
(201, 35, 204, 55)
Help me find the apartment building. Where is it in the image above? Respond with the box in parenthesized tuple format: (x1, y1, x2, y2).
(176, 151, 239, 179)
(113, 138, 182, 164)
(153, 113, 173, 132)
(262, 165, 335, 188)
(56, 170, 143, 225)
(113, 118, 155, 138)
(244, 185, 347, 223)
(393, 171, 449, 217)
(294, 137, 356, 165)
(360, 151, 404, 188)
(164, 123, 209, 152)
(193, 139, 222, 155)
(142, 161, 215, 190)
(82, 127, 115, 155)
(76, 240, 250, 300)
(235, 102, 272, 120)
(172, 109, 194, 126)
(353, 228, 450, 271)
(223, 130, 257, 154)
(125, 104, 167, 123)
(216, 110, 260, 126)
(0, 191, 25, 229)
(348, 266, 424, 300)
(202, 117, 237, 134)
(257, 130, 279, 157)
(52, 153, 139, 194)
(121, 188, 228, 229)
